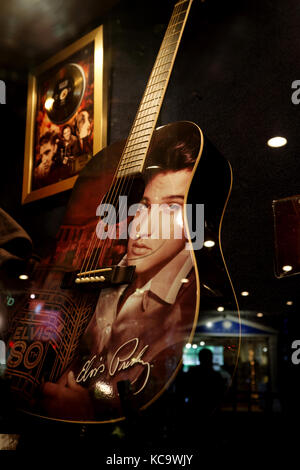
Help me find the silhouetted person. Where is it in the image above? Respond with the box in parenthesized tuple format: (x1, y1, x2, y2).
(186, 348, 225, 418)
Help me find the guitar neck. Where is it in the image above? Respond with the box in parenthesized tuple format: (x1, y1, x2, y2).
(117, 0, 194, 178)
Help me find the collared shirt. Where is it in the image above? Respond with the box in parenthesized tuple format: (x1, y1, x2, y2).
(83, 248, 194, 359)
(72, 248, 198, 414)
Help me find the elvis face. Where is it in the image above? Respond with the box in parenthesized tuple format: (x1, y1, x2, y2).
(39, 140, 57, 173)
(127, 169, 191, 287)
(63, 126, 71, 141)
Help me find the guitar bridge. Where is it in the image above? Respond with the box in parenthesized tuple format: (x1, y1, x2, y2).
(61, 266, 135, 289)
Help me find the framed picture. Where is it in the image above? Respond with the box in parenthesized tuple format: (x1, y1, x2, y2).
(22, 26, 107, 204)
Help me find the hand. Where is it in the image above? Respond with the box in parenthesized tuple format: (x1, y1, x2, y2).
(41, 371, 94, 420)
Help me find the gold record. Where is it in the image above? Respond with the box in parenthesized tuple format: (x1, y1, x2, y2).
(45, 63, 86, 124)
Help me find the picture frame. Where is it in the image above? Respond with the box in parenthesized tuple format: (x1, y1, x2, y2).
(22, 25, 107, 204)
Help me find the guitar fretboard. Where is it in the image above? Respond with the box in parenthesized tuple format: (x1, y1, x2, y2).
(117, 0, 193, 178)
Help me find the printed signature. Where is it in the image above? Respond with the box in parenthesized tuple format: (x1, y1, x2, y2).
(76, 337, 151, 395)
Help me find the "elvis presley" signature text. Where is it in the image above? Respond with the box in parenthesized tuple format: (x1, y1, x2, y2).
(75, 337, 151, 395)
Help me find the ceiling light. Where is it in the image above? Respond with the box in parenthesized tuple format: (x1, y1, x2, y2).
(30, 294, 36, 299)
(206, 322, 213, 328)
(217, 306, 224, 312)
(241, 291, 249, 296)
(204, 240, 215, 248)
(257, 312, 263, 318)
(267, 136, 287, 148)
(185, 343, 191, 349)
(200, 341, 205, 346)
(286, 301, 293, 306)
(282, 265, 293, 272)
(192, 344, 197, 349)
(19, 274, 29, 280)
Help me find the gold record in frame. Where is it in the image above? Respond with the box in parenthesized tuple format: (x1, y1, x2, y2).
(22, 26, 107, 204)
(45, 63, 86, 125)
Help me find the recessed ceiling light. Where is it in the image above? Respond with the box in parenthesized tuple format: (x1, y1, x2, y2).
(257, 312, 263, 318)
(185, 343, 191, 349)
(204, 240, 215, 248)
(206, 321, 213, 328)
(19, 274, 29, 280)
(200, 341, 205, 346)
(267, 136, 287, 148)
(286, 301, 293, 306)
(282, 265, 293, 272)
(30, 294, 36, 299)
(241, 291, 249, 296)
(192, 344, 197, 349)
(217, 306, 224, 312)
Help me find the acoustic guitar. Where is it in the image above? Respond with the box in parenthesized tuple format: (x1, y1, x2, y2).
(5, 0, 239, 422)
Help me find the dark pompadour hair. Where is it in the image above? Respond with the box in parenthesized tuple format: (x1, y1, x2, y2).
(39, 131, 57, 148)
(144, 122, 200, 182)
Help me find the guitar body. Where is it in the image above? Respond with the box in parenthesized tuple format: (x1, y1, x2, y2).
(4, 0, 240, 425)
(5, 121, 236, 422)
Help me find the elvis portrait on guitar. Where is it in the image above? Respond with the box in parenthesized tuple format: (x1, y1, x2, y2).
(4, 0, 235, 424)
(41, 129, 199, 421)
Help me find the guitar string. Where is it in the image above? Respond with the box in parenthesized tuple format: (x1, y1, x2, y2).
(81, 1, 189, 276)
(92, 2, 188, 268)
(78, 159, 126, 276)
(102, 25, 185, 258)
(79, 1, 190, 278)
(80, 1, 189, 277)
(97, 1, 190, 267)
(80, 3, 183, 276)
(83, 11, 180, 275)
